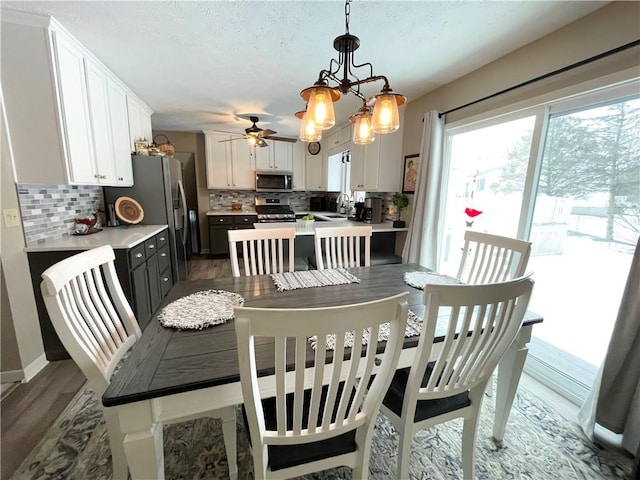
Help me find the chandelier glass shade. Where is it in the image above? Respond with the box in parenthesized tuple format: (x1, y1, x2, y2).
(349, 103, 375, 145)
(297, 0, 405, 143)
(296, 110, 322, 142)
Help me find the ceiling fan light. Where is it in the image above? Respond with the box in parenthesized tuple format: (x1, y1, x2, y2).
(245, 136, 258, 147)
(350, 108, 375, 145)
(298, 110, 322, 142)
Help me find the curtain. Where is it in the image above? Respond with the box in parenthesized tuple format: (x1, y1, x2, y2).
(579, 237, 640, 456)
(401, 111, 445, 269)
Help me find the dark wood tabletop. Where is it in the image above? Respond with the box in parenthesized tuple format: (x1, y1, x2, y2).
(103, 263, 542, 407)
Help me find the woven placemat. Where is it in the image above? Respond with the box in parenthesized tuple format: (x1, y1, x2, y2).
(158, 289, 244, 330)
(271, 268, 360, 292)
(308, 310, 423, 350)
(403, 271, 461, 289)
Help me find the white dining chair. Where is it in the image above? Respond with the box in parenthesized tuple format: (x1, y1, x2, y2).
(235, 292, 409, 480)
(228, 227, 296, 277)
(40, 245, 238, 480)
(457, 230, 532, 284)
(314, 225, 373, 270)
(380, 276, 534, 480)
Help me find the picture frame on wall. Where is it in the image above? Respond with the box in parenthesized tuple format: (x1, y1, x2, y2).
(402, 154, 420, 193)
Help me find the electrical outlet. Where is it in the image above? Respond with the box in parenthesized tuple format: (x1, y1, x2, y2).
(3, 208, 21, 228)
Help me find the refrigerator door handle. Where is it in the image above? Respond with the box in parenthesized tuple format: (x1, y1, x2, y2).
(178, 180, 188, 245)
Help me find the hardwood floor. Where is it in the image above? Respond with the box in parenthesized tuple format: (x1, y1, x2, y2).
(0, 255, 227, 479)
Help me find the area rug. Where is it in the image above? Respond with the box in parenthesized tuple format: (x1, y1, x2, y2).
(11, 382, 633, 480)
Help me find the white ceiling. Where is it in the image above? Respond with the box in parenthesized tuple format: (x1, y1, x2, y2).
(2, 1, 608, 138)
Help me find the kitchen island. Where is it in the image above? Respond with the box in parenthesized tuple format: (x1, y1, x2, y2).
(255, 219, 407, 267)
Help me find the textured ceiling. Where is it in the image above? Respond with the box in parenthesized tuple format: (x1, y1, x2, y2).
(2, 1, 608, 138)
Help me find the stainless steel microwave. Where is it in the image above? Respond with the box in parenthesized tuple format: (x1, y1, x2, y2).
(255, 170, 293, 192)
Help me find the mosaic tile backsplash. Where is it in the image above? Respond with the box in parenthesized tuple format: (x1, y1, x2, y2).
(18, 184, 104, 245)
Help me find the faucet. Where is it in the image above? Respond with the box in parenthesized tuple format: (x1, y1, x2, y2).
(336, 193, 351, 214)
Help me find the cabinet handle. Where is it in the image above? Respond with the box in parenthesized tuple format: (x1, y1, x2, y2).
(219, 218, 224, 222)
(135, 253, 143, 258)
(118, 177, 123, 181)
(160, 253, 167, 257)
(243, 218, 248, 222)
(159, 236, 165, 241)
(148, 244, 155, 249)
(162, 277, 169, 282)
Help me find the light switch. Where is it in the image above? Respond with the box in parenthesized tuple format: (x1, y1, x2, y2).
(3, 208, 21, 228)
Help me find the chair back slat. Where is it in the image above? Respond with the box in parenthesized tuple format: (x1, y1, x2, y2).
(315, 226, 372, 269)
(229, 228, 296, 277)
(236, 293, 408, 455)
(41, 246, 141, 395)
(457, 230, 531, 284)
(400, 278, 532, 414)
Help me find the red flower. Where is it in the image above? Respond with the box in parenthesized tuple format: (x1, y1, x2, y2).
(464, 208, 483, 218)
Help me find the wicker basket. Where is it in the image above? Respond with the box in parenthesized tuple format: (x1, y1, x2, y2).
(153, 134, 175, 157)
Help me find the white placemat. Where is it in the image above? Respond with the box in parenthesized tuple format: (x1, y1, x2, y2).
(308, 310, 423, 350)
(158, 289, 244, 330)
(403, 271, 462, 289)
(271, 268, 360, 292)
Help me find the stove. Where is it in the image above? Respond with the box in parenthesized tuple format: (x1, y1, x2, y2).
(255, 197, 296, 223)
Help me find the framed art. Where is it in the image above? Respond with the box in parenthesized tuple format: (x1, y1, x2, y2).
(402, 154, 420, 193)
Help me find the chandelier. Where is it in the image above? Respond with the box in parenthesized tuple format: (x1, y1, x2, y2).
(297, 0, 406, 145)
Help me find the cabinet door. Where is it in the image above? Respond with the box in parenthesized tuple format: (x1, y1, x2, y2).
(292, 141, 306, 190)
(147, 254, 162, 314)
(53, 31, 97, 184)
(272, 142, 293, 170)
(209, 226, 231, 255)
(107, 79, 134, 185)
(254, 144, 272, 170)
(350, 145, 366, 190)
(127, 94, 153, 150)
(230, 142, 255, 189)
(85, 59, 118, 184)
(305, 152, 327, 191)
(376, 129, 403, 192)
(131, 262, 151, 328)
(205, 133, 232, 188)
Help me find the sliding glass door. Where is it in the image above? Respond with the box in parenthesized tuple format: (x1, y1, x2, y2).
(439, 81, 640, 403)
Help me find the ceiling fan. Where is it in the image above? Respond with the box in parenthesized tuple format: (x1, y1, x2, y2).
(219, 116, 297, 147)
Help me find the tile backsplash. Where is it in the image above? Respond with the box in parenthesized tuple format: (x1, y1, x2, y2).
(17, 184, 104, 245)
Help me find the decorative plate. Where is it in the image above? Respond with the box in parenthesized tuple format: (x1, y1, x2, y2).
(115, 196, 144, 224)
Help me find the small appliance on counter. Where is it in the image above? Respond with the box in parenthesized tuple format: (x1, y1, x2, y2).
(309, 196, 327, 212)
(364, 197, 383, 224)
(353, 202, 366, 221)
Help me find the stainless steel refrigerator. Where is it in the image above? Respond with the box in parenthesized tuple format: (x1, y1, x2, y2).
(104, 155, 188, 282)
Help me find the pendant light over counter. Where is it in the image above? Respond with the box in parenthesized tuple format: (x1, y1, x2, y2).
(297, 0, 406, 145)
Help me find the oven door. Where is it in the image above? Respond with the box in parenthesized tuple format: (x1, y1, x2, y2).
(255, 171, 293, 192)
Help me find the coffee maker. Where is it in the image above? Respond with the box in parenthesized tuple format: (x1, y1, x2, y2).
(364, 197, 383, 224)
(353, 202, 365, 221)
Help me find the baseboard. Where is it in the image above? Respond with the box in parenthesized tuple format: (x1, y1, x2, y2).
(22, 353, 49, 383)
(524, 355, 588, 406)
(0, 369, 24, 383)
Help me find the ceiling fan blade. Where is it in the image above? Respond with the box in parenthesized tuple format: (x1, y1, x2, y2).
(256, 138, 268, 147)
(260, 129, 277, 136)
(264, 135, 297, 143)
(217, 136, 246, 143)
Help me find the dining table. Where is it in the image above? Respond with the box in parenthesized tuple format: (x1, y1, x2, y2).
(102, 263, 543, 480)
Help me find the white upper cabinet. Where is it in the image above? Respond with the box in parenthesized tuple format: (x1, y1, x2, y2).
(254, 141, 294, 171)
(305, 139, 328, 191)
(350, 122, 403, 192)
(1, 13, 148, 186)
(325, 123, 352, 157)
(127, 94, 153, 151)
(204, 132, 255, 190)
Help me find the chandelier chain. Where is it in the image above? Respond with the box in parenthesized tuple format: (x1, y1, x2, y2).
(345, 0, 351, 34)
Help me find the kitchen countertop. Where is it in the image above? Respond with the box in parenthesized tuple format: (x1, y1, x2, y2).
(206, 210, 256, 216)
(24, 225, 169, 252)
(254, 220, 408, 235)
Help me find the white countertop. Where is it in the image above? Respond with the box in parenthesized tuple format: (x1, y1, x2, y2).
(254, 220, 407, 236)
(25, 225, 169, 252)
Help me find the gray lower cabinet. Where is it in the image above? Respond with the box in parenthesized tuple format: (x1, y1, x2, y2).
(27, 229, 173, 361)
(208, 214, 257, 257)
